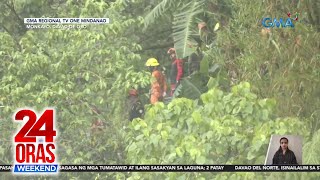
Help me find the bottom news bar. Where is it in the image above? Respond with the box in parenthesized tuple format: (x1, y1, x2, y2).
(1, 165, 320, 172)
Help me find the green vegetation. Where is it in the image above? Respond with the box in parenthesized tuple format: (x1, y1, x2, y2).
(0, 0, 319, 179)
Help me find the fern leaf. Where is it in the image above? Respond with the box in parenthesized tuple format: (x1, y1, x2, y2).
(199, 53, 209, 74)
(144, 0, 175, 29)
(172, 0, 204, 59)
(183, 78, 202, 96)
(172, 83, 183, 98)
(172, 77, 203, 100)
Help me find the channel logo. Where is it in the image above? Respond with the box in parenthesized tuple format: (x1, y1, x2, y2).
(12, 108, 58, 175)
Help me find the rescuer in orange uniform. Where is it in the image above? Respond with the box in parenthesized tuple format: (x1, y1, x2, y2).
(145, 58, 167, 104)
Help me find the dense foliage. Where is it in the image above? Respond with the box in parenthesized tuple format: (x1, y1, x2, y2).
(0, 0, 319, 179)
(125, 82, 309, 179)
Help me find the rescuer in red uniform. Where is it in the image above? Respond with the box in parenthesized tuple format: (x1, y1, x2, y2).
(167, 48, 183, 96)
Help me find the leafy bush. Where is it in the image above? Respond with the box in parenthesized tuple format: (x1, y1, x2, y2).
(125, 82, 309, 179)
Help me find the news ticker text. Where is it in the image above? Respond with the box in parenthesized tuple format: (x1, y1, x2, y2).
(2, 165, 320, 172)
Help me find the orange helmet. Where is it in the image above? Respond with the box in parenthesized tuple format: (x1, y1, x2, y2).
(129, 89, 138, 96)
(167, 48, 176, 54)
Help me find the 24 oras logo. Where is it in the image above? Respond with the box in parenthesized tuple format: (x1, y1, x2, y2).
(262, 12, 299, 28)
(12, 108, 59, 174)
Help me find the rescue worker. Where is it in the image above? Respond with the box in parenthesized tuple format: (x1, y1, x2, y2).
(127, 89, 144, 121)
(145, 58, 167, 104)
(90, 119, 104, 133)
(198, 21, 215, 47)
(188, 47, 203, 75)
(167, 48, 183, 96)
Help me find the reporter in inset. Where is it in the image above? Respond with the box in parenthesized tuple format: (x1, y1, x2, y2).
(272, 137, 298, 165)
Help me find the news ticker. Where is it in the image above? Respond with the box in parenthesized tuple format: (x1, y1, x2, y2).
(2, 165, 320, 172)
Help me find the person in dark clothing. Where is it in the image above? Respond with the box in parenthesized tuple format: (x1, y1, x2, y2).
(127, 89, 144, 121)
(188, 48, 203, 75)
(272, 137, 298, 165)
(167, 48, 183, 96)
